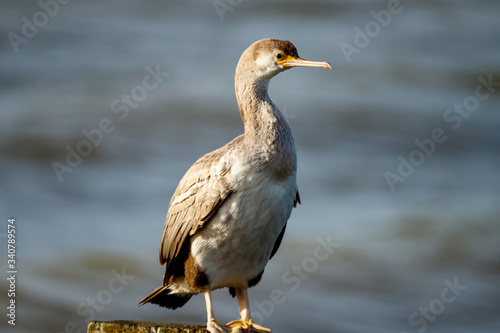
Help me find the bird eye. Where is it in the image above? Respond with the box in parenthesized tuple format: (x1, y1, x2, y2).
(274, 52, 284, 61)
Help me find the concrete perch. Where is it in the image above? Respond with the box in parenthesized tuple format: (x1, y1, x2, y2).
(88, 320, 209, 333)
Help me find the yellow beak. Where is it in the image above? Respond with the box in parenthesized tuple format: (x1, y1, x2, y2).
(277, 55, 331, 69)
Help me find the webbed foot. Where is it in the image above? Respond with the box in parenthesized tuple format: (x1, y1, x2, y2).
(225, 318, 271, 333)
(206, 318, 233, 333)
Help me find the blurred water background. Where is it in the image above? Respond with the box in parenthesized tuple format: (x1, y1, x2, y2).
(1, 1, 500, 332)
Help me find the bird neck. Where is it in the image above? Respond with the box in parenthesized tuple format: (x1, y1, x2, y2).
(235, 77, 293, 146)
(234, 76, 297, 180)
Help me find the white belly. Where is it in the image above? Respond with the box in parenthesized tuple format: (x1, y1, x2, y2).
(190, 175, 297, 289)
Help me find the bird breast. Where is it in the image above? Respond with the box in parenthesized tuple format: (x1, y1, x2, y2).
(190, 160, 297, 289)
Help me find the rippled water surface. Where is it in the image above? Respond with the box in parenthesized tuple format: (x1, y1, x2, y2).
(1, 1, 500, 332)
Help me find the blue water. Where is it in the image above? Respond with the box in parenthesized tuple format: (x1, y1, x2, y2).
(1, 1, 500, 332)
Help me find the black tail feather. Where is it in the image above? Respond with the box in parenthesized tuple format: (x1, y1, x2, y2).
(138, 285, 192, 310)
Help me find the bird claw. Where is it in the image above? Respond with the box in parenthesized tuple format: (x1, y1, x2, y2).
(207, 318, 232, 333)
(207, 318, 270, 333)
(225, 319, 272, 333)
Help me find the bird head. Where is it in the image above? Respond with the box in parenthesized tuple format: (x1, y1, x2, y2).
(236, 38, 331, 80)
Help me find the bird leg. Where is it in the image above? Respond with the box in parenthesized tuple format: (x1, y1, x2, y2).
(204, 288, 232, 333)
(226, 288, 272, 333)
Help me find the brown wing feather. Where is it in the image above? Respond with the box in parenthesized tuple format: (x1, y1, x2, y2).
(159, 139, 238, 268)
